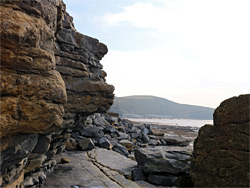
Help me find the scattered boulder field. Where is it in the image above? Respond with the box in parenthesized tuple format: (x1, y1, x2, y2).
(42, 94, 250, 188)
(42, 112, 197, 187)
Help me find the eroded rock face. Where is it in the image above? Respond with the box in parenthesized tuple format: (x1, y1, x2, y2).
(0, 0, 114, 187)
(55, 5, 114, 129)
(0, 0, 66, 138)
(191, 94, 250, 187)
(0, 1, 66, 186)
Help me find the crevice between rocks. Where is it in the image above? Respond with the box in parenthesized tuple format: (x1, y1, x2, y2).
(79, 161, 109, 188)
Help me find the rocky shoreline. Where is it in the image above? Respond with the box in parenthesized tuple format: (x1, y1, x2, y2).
(0, 0, 249, 187)
(38, 113, 197, 188)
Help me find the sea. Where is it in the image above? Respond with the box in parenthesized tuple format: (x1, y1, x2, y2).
(127, 118, 213, 128)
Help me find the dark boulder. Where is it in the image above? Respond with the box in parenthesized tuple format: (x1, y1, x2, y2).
(78, 138, 95, 151)
(134, 146, 192, 174)
(112, 143, 129, 157)
(132, 167, 146, 181)
(98, 137, 112, 150)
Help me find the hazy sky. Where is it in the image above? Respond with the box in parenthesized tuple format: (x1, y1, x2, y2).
(64, 0, 250, 108)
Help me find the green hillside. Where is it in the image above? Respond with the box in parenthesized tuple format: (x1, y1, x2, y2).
(110, 95, 214, 120)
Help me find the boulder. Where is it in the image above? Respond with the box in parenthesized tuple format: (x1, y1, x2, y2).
(25, 154, 47, 173)
(78, 138, 95, 151)
(132, 167, 146, 181)
(112, 143, 129, 157)
(191, 94, 250, 187)
(93, 115, 111, 127)
(141, 133, 150, 143)
(163, 135, 191, 146)
(79, 125, 103, 138)
(65, 138, 78, 150)
(103, 126, 118, 134)
(105, 115, 118, 125)
(117, 132, 130, 140)
(98, 137, 112, 150)
(134, 146, 192, 175)
(141, 127, 150, 135)
(119, 140, 133, 151)
(151, 128, 165, 136)
(127, 127, 140, 134)
(130, 132, 140, 139)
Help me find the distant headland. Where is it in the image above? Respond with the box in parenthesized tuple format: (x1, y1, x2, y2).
(110, 95, 214, 120)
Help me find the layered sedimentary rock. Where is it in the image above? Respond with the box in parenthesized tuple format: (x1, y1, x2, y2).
(0, 0, 114, 187)
(0, 0, 66, 138)
(55, 3, 114, 128)
(191, 94, 250, 187)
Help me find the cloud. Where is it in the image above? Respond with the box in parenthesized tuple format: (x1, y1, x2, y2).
(103, 48, 250, 108)
(102, 2, 174, 32)
(100, 0, 250, 107)
(102, 0, 250, 41)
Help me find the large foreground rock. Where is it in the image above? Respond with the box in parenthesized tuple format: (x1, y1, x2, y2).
(191, 94, 250, 187)
(134, 146, 193, 187)
(135, 146, 192, 174)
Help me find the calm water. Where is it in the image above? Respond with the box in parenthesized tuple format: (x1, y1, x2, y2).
(128, 118, 213, 128)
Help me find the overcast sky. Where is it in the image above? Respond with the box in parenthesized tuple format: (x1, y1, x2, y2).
(64, 0, 250, 108)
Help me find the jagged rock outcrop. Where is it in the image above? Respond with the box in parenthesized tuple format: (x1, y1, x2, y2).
(0, 0, 114, 187)
(55, 3, 114, 129)
(191, 94, 250, 187)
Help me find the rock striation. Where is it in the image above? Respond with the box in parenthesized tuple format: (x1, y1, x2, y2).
(55, 3, 114, 128)
(0, 0, 66, 139)
(191, 94, 250, 187)
(0, 0, 114, 187)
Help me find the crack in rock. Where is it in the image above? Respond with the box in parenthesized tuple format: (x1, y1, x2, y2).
(86, 150, 125, 188)
(86, 149, 140, 188)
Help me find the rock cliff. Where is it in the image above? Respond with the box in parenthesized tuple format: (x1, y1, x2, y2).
(0, 0, 114, 187)
(191, 94, 249, 187)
